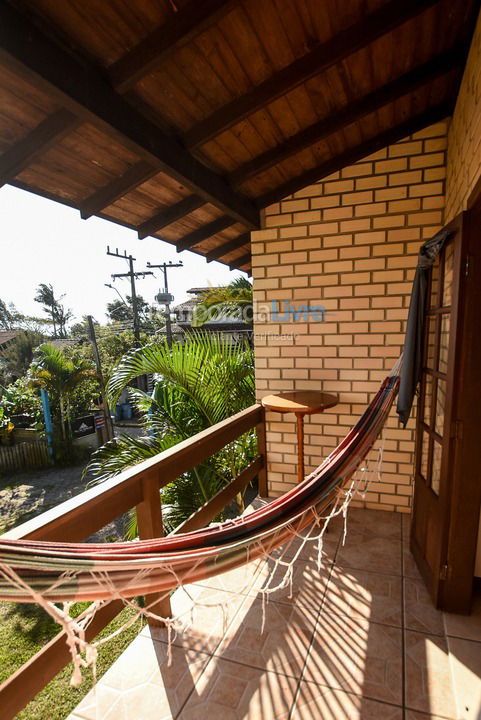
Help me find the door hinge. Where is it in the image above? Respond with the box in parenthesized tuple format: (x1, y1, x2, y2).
(440, 563, 449, 581)
(465, 256, 470, 277)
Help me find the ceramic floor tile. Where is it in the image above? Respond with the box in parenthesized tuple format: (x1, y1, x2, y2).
(249, 555, 332, 607)
(336, 531, 402, 575)
(194, 558, 264, 596)
(264, 523, 341, 564)
(405, 712, 450, 719)
(72, 635, 211, 720)
(178, 656, 298, 720)
(143, 584, 245, 655)
(444, 590, 481, 642)
(403, 547, 423, 580)
(291, 682, 403, 720)
(404, 630, 458, 718)
(216, 595, 318, 678)
(330, 507, 402, 541)
(323, 565, 402, 627)
(447, 636, 481, 720)
(303, 612, 403, 706)
(404, 577, 445, 636)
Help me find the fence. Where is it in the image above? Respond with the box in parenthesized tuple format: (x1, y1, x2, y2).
(0, 440, 51, 473)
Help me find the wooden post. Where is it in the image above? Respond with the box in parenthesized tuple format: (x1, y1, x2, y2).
(257, 407, 268, 497)
(136, 472, 172, 625)
(295, 412, 305, 484)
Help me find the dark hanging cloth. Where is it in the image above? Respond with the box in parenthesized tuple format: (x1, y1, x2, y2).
(396, 229, 452, 426)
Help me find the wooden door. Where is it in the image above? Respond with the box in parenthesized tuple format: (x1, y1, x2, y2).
(411, 213, 464, 608)
(411, 209, 481, 612)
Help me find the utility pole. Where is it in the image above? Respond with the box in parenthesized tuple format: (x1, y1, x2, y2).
(87, 315, 114, 441)
(147, 260, 183, 347)
(106, 246, 153, 345)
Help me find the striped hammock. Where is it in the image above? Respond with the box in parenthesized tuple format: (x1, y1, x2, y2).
(0, 371, 399, 605)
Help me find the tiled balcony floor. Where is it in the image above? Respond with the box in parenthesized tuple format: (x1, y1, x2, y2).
(67, 507, 481, 719)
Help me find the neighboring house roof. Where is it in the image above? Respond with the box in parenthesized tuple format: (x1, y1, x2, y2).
(0, 329, 22, 348)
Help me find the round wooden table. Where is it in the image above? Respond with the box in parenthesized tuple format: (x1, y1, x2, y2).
(261, 391, 338, 484)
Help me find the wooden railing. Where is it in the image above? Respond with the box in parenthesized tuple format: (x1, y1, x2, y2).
(0, 404, 267, 720)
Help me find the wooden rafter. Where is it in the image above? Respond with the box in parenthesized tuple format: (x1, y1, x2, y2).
(0, 2, 260, 229)
(182, 0, 440, 150)
(258, 102, 453, 208)
(138, 195, 205, 239)
(109, 0, 237, 93)
(230, 47, 464, 186)
(80, 161, 156, 219)
(206, 232, 250, 262)
(176, 216, 235, 252)
(229, 253, 251, 271)
(0, 108, 78, 186)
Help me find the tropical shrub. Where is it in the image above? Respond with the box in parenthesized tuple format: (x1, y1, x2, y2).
(86, 333, 256, 534)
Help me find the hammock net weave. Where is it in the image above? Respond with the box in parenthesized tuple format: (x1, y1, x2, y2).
(0, 367, 399, 682)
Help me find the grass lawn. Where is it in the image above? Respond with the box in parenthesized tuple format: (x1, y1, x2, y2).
(0, 601, 143, 719)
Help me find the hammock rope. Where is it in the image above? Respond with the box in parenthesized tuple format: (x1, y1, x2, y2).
(0, 366, 400, 683)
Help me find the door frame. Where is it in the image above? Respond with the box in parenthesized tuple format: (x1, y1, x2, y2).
(411, 202, 481, 613)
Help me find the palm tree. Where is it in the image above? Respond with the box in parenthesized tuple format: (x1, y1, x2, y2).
(86, 333, 256, 533)
(29, 344, 95, 442)
(192, 277, 253, 326)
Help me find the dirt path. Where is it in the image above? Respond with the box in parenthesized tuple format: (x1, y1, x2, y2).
(0, 463, 125, 540)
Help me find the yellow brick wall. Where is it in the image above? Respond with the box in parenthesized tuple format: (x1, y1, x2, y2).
(252, 121, 448, 512)
(446, 10, 481, 222)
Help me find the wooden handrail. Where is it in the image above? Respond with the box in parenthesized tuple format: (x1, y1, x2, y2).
(0, 403, 266, 720)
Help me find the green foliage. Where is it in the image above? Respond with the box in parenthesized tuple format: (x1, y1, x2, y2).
(0, 377, 43, 428)
(86, 333, 256, 534)
(0, 600, 140, 720)
(107, 333, 255, 423)
(0, 330, 46, 386)
(192, 277, 253, 326)
(28, 344, 95, 458)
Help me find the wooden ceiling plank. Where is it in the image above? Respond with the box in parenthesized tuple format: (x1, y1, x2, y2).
(258, 101, 452, 207)
(79, 160, 156, 219)
(176, 216, 235, 252)
(183, 0, 441, 150)
(229, 253, 251, 270)
(206, 232, 250, 262)
(109, 0, 238, 93)
(0, 2, 260, 229)
(0, 108, 78, 186)
(230, 46, 464, 186)
(138, 194, 205, 239)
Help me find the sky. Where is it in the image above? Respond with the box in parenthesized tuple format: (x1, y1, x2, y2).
(0, 185, 245, 325)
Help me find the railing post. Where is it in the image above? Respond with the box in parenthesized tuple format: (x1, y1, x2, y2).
(257, 407, 268, 497)
(136, 471, 172, 626)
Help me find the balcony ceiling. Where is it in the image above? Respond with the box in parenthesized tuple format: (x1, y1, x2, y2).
(0, 0, 478, 273)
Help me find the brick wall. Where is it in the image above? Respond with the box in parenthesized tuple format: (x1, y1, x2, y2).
(446, 11, 481, 222)
(252, 121, 448, 512)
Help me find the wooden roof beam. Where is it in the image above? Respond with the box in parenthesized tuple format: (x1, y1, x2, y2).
(138, 195, 205, 239)
(258, 102, 453, 208)
(0, 2, 260, 230)
(206, 232, 250, 262)
(176, 217, 235, 252)
(79, 161, 156, 219)
(109, 0, 237, 93)
(183, 0, 440, 150)
(0, 108, 78, 186)
(230, 46, 464, 186)
(229, 253, 251, 271)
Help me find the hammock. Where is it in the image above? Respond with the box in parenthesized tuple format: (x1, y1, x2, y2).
(0, 369, 400, 605)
